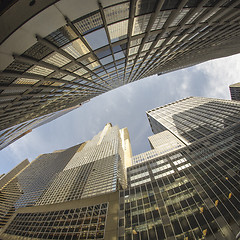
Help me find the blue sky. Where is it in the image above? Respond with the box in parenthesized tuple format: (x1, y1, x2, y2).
(1, 53, 240, 175)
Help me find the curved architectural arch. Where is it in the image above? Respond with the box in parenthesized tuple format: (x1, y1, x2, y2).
(0, 0, 240, 132)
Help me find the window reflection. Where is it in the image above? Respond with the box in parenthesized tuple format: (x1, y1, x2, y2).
(73, 11, 103, 35)
(62, 39, 89, 59)
(100, 55, 113, 65)
(85, 28, 108, 50)
(114, 51, 125, 60)
(108, 20, 128, 43)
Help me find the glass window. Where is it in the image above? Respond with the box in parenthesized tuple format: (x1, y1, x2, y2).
(114, 51, 125, 60)
(135, 0, 157, 16)
(96, 47, 111, 58)
(27, 66, 54, 76)
(62, 39, 89, 59)
(14, 78, 39, 85)
(104, 2, 129, 24)
(73, 11, 103, 35)
(100, 55, 113, 65)
(108, 20, 128, 43)
(86, 61, 100, 70)
(74, 68, 88, 76)
(107, 67, 116, 73)
(129, 46, 140, 56)
(62, 75, 75, 81)
(151, 11, 171, 31)
(133, 14, 151, 35)
(43, 52, 71, 67)
(85, 28, 108, 50)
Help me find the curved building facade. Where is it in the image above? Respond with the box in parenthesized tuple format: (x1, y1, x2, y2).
(1, 0, 240, 133)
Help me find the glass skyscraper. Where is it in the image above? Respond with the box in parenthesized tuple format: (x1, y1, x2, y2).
(119, 97, 240, 240)
(0, 97, 239, 239)
(0, 124, 131, 239)
(0, 103, 83, 150)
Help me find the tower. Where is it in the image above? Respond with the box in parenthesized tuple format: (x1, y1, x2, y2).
(119, 97, 240, 240)
(147, 96, 240, 144)
(0, 124, 132, 239)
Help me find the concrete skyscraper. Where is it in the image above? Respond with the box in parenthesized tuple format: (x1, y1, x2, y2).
(1, 0, 240, 147)
(0, 124, 131, 239)
(1, 97, 239, 239)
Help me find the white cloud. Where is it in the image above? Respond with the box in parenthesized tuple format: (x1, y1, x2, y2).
(196, 53, 240, 99)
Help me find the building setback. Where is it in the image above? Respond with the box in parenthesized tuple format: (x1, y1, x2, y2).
(0, 0, 240, 143)
(0, 97, 239, 239)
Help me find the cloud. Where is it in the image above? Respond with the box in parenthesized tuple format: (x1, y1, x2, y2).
(195, 53, 240, 99)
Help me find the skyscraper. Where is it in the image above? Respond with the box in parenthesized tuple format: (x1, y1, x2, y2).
(147, 96, 240, 144)
(120, 97, 240, 240)
(1, 97, 239, 239)
(229, 82, 240, 101)
(0, 124, 131, 239)
(0, 103, 83, 150)
(1, 0, 240, 138)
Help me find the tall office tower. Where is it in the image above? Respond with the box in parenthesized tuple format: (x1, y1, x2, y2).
(0, 145, 78, 230)
(1, 0, 240, 137)
(119, 97, 240, 240)
(147, 96, 240, 144)
(0, 159, 29, 228)
(36, 123, 131, 205)
(0, 103, 82, 150)
(0, 124, 132, 239)
(229, 82, 240, 101)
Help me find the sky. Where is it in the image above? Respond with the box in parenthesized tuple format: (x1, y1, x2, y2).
(1, 53, 240, 175)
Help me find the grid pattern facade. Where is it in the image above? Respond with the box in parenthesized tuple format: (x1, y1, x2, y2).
(4, 203, 108, 239)
(0, 178, 22, 229)
(34, 124, 127, 205)
(119, 124, 240, 240)
(147, 96, 240, 144)
(0, 159, 29, 189)
(0, 104, 80, 150)
(1, 0, 240, 132)
(0, 159, 29, 228)
(64, 125, 120, 170)
(36, 155, 119, 205)
(0, 144, 79, 229)
(148, 130, 185, 150)
(15, 145, 80, 209)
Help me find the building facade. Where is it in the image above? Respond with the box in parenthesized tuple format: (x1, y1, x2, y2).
(0, 103, 83, 150)
(119, 97, 240, 240)
(147, 96, 240, 144)
(1, 0, 240, 136)
(0, 124, 131, 239)
(229, 82, 240, 101)
(0, 97, 240, 239)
